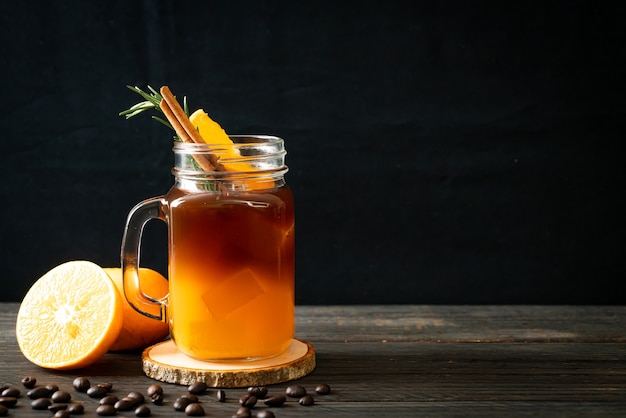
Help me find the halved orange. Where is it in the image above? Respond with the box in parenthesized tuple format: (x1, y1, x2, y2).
(103, 267, 170, 351)
(16, 261, 123, 370)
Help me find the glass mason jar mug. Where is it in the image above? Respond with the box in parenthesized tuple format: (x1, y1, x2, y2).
(121, 136, 295, 361)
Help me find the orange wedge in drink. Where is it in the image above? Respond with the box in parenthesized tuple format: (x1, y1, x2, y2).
(189, 109, 231, 145)
(16, 261, 123, 370)
(189, 109, 269, 189)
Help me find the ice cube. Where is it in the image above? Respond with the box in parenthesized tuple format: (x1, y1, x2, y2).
(201, 269, 265, 319)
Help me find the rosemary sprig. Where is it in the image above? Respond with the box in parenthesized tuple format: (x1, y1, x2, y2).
(119, 85, 190, 138)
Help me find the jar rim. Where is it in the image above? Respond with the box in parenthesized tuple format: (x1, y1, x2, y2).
(171, 134, 288, 184)
(172, 135, 284, 150)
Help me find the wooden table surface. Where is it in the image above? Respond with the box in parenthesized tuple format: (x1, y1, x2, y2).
(1, 303, 625, 417)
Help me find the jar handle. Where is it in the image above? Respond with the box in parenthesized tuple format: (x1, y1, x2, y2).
(120, 196, 168, 322)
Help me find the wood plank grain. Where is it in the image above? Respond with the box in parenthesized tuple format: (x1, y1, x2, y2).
(295, 305, 626, 342)
(2, 303, 626, 417)
(1, 341, 625, 416)
(4, 303, 626, 343)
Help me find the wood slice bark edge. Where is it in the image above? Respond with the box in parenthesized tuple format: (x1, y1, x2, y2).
(141, 339, 316, 388)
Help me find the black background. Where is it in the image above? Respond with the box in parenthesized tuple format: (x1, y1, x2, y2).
(1, 1, 624, 304)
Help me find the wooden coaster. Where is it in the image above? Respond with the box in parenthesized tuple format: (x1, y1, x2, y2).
(142, 339, 315, 388)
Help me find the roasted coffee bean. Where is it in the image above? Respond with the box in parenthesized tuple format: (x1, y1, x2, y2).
(187, 382, 208, 395)
(27, 386, 51, 399)
(115, 398, 137, 411)
(263, 394, 286, 407)
(100, 395, 119, 405)
(54, 410, 71, 418)
(31, 397, 52, 410)
(315, 383, 331, 395)
(51, 390, 72, 403)
(135, 405, 151, 417)
(98, 383, 113, 393)
(256, 411, 276, 418)
(239, 394, 257, 408)
(146, 384, 163, 397)
(48, 403, 68, 412)
(150, 393, 163, 405)
(180, 393, 199, 403)
(0, 397, 17, 407)
(184, 403, 205, 416)
(125, 396, 142, 407)
(96, 404, 117, 416)
(46, 384, 60, 394)
(0, 388, 19, 398)
(21, 376, 37, 388)
(127, 391, 145, 404)
(0, 405, 8, 417)
(68, 403, 85, 414)
(234, 406, 251, 418)
(173, 397, 192, 411)
(299, 395, 314, 406)
(247, 386, 268, 399)
(216, 389, 226, 402)
(73, 377, 90, 393)
(285, 385, 306, 398)
(87, 386, 109, 398)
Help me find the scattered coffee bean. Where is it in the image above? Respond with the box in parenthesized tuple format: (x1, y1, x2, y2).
(0, 397, 17, 407)
(98, 383, 114, 392)
(126, 396, 143, 407)
(31, 397, 52, 410)
(234, 406, 252, 417)
(51, 390, 72, 403)
(150, 393, 163, 405)
(239, 394, 257, 408)
(116, 398, 137, 411)
(216, 389, 226, 402)
(73, 377, 90, 393)
(256, 411, 276, 418)
(285, 385, 306, 398)
(146, 384, 163, 397)
(263, 394, 286, 407)
(27, 386, 51, 399)
(0, 405, 7, 417)
(247, 386, 268, 399)
(100, 395, 119, 405)
(0, 388, 19, 398)
(68, 403, 85, 414)
(48, 403, 68, 412)
(54, 410, 71, 418)
(180, 393, 199, 403)
(315, 383, 331, 395)
(185, 402, 205, 416)
(127, 391, 145, 404)
(299, 394, 314, 406)
(96, 404, 117, 416)
(173, 397, 193, 411)
(135, 404, 151, 417)
(87, 386, 109, 398)
(46, 384, 60, 394)
(21, 376, 37, 388)
(187, 382, 208, 395)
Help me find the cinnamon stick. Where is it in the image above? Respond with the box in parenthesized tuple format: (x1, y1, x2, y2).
(159, 99, 193, 144)
(160, 86, 205, 144)
(159, 86, 225, 172)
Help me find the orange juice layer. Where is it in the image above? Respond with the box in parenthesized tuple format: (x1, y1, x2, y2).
(166, 186, 295, 360)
